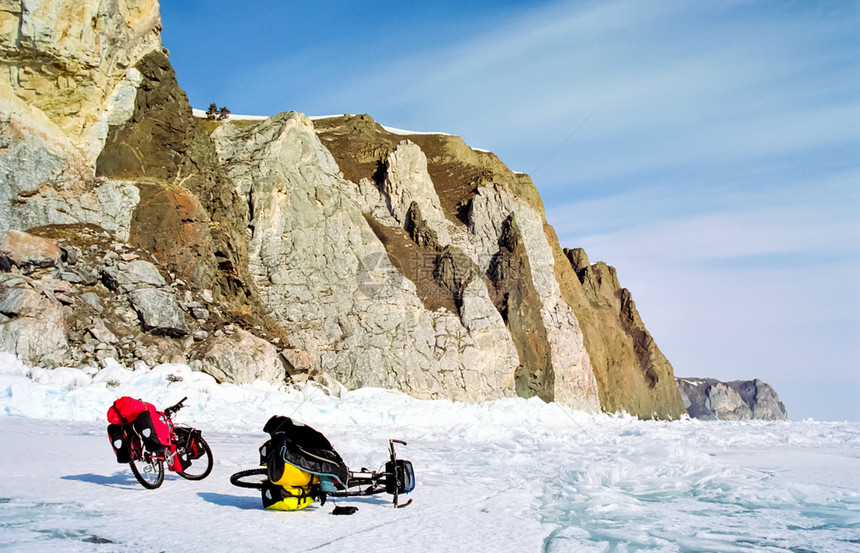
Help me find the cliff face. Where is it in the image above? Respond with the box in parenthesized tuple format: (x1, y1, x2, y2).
(0, 0, 689, 417)
(1, 0, 162, 237)
(565, 249, 686, 418)
(308, 115, 597, 407)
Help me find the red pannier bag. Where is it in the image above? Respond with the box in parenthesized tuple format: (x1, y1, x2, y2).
(106, 397, 173, 461)
(107, 396, 148, 425)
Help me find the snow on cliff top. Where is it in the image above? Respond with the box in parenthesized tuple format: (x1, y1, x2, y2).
(192, 108, 453, 136)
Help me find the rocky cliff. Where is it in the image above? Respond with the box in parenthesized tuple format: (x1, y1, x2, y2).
(676, 378, 788, 421)
(0, 0, 688, 417)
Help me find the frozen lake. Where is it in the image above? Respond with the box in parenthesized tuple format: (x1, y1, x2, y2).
(1, 356, 858, 552)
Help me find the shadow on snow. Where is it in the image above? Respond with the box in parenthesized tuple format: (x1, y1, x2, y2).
(61, 471, 143, 488)
(198, 492, 263, 510)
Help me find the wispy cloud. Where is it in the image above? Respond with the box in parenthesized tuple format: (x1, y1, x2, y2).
(304, 0, 860, 191)
(548, 169, 860, 420)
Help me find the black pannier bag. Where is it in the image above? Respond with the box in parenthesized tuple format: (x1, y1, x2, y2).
(133, 409, 170, 452)
(107, 423, 131, 463)
(174, 427, 205, 460)
(261, 416, 349, 489)
(385, 459, 415, 495)
(173, 427, 203, 471)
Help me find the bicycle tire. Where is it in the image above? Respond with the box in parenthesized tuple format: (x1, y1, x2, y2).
(230, 468, 268, 489)
(130, 454, 164, 489)
(176, 434, 213, 481)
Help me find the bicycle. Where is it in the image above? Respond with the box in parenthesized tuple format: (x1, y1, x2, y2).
(109, 396, 213, 489)
(229, 415, 414, 511)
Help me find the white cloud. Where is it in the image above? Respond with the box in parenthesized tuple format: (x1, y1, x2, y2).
(547, 171, 860, 420)
(305, 0, 860, 189)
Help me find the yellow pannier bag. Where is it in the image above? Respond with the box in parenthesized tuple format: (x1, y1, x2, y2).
(263, 484, 315, 511)
(271, 462, 313, 487)
(262, 463, 319, 511)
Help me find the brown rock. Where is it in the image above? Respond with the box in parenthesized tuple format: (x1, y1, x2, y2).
(486, 215, 554, 402)
(559, 246, 686, 419)
(129, 182, 217, 287)
(197, 328, 286, 385)
(0, 230, 61, 272)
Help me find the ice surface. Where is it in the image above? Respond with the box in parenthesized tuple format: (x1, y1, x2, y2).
(1, 354, 858, 552)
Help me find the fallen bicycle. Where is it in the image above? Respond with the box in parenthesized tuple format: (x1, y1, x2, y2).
(229, 415, 414, 513)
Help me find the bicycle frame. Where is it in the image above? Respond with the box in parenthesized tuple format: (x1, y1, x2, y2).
(120, 396, 213, 488)
(329, 440, 414, 507)
(230, 437, 414, 508)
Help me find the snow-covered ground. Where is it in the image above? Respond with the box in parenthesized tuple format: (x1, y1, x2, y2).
(1, 354, 858, 552)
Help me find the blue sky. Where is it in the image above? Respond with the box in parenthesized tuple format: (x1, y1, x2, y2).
(160, 1, 860, 421)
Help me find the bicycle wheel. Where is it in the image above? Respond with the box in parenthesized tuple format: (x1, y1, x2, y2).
(176, 434, 213, 480)
(230, 468, 268, 489)
(130, 452, 164, 489)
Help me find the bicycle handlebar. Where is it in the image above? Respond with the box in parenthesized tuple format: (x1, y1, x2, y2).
(164, 396, 188, 418)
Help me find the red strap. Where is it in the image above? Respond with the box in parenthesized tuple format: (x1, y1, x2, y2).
(109, 401, 129, 424)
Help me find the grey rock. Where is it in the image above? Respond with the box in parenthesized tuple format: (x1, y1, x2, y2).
(72, 265, 101, 286)
(190, 307, 210, 321)
(211, 112, 522, 403)
(0, 0, 158, 239)
(102, 259, 166, 292)
(181, 300, 202, 310)
(198, 328, 286, 385)
(128, 288, 189, 337)
(0, 276, 28, 288)
(80, 292, 104, 313)
(61, 245, 83, 265)
(382, 141, 452, 246)
(54, 293, 75, 305)
(114, 304, 139, 324)
(0, 175, 142, 244)
(58, 271, 82, 283)
(676, 377, 788, 421)
(0, 287, 69, 366)
(88, 321, 118, 344)
(95, 346, 119, 364)
(0, 288, 44, 317)
(468, 184, 599, 409)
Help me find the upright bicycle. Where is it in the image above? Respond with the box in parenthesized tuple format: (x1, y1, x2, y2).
(107, 396, 213, 489)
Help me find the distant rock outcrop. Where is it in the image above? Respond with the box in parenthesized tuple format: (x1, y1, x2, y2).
(676, 377, 788, 421)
